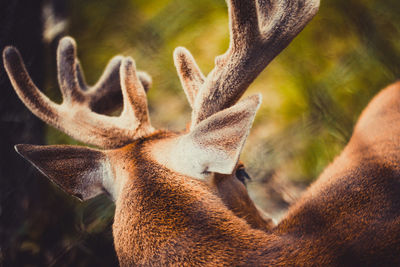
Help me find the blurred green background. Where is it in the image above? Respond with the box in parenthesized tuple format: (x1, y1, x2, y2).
(1, 0, 400, 265)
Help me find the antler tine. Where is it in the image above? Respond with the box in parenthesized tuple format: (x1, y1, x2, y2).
(174, 0, 319, 129)
(228, 0, 259, 51)
(119, 57, 153, 136)
(57, 37, 85, 104)
(3, 37, 155, 149)
(3, 47, 61, 126)
(74, 46, 152, 114)
(173, 47, 205, 108)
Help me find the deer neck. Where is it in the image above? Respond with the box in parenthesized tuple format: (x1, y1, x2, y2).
(109, 135, 284, 265)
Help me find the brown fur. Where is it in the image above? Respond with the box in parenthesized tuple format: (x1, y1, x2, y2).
(108, 132, 275, 266)
(212, 172, 274, 231)
(3, 37, 273, 249)
(106, 83, 400, 265)
(95, 81, 399, 266)
(6, 0, 400, 264)
(3, 0, 319, 242)
(7, 41, 400, 266)
(7, 43, 400, 267)
(11, 69, 400, 265)
(275, 82, 400, 265)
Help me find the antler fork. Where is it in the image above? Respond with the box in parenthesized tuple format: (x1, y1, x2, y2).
(3, 37, 154, 149)
(174, 0, 319, 128)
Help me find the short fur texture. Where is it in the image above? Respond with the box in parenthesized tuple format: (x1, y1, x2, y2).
(11, 0, 400, 265)
(15, 80, 400, 265)
(3, 36, 274, 256)
(2, 0, 320, 239)
(109, 86, 400, 265)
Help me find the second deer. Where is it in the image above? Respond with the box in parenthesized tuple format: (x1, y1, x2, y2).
(4, 0, 400, 265)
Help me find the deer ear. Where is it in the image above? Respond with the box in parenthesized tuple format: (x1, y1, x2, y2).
(187, 94, 261, 174)
(15, 144, 113, 201)
(163, 94, 261, 178)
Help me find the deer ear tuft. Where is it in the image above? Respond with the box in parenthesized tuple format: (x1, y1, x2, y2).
(15, 144, 112, 201)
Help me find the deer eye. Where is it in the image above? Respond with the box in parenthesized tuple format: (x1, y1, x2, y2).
(200, 167, 212, 179)
(235, 167, 251, 186)
(201, 168, 210, 175)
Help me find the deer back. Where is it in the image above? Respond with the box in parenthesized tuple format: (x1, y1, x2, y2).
(276, 82, 400, 265)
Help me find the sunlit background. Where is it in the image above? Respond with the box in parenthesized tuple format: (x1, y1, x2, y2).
(1, 0, 400, 265)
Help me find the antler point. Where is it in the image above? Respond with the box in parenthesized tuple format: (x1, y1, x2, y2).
(3, 46, 19, 62)
(58, 36, 77, 56)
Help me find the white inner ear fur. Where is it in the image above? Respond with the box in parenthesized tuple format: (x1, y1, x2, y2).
(150, 94, 261, 180)
(150, 135, 234, 180)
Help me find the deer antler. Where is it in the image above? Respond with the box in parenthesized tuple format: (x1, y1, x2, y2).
(174, 0, 319, 128)
(75, 55, 152, 114)
(3, 36, 154, 149)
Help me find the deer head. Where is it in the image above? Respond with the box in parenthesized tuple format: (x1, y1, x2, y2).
(3, 0, 321, 265)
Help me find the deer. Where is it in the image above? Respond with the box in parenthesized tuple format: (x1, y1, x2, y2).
(4, 0, 400, 265)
